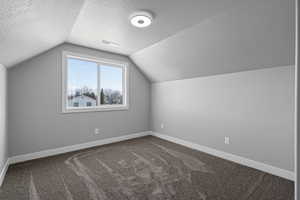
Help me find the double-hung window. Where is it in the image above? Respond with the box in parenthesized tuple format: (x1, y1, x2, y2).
(62, 51, 128, 113)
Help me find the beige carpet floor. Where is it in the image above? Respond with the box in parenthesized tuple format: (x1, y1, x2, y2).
(0, 136, 294, 200)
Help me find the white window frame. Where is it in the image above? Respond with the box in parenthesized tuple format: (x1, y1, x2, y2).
(62, 51, 129, 113)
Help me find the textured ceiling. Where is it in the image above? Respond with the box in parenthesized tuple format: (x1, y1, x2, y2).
(0, 0, 84, 67)
(0, 0, 295, 82)
(131, 0, 295, 82)
(68, 0, 238, 55)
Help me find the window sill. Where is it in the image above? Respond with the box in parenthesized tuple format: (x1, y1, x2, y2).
(62, 105, 129, 114)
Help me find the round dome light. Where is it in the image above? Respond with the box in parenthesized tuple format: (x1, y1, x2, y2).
(130, 11, 153, 28)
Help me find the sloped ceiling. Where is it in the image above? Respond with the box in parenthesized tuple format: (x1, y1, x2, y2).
(0, 0, 295, 82)
(131, 0, 295, 82)
(0, 0, 84, 67)
(68, 0, 238, 55)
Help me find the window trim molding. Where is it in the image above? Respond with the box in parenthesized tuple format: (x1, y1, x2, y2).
(61, 51, 129, 113)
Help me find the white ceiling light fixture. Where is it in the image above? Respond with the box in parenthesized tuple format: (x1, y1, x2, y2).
(130, 11, 153, 28)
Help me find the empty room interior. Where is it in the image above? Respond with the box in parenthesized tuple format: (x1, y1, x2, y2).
(0, 0, 299, 199)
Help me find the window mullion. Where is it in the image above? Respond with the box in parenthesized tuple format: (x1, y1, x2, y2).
(97, 64, 101, 106)
(123, 66, 126, 105)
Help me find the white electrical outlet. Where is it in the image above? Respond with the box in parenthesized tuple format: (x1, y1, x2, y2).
(160, 123, 164, 129)
(94, 128, 100, 135)
(225, 136, 230, 144)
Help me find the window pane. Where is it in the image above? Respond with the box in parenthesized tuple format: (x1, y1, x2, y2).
(100, 65, 123, 105)
(67, 58, 98, 108)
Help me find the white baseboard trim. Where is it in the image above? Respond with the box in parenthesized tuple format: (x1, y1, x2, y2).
(9, 131, 150, 165)
(3, 130, 294, 186)
(0, 159, 9, 187)
(150, 132, 294, 181)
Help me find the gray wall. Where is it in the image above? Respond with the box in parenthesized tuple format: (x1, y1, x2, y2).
(0, 64, 8, 173)
(151, 66, 295, 171)
(296, 0, 299, 196)
(8, 43, 150, 156)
